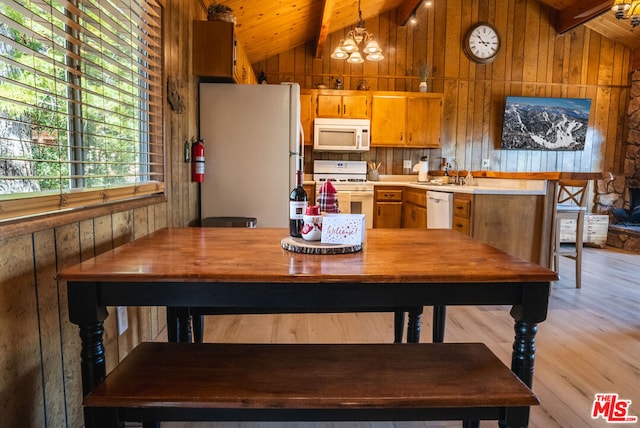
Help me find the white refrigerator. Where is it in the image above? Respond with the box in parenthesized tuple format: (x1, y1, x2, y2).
(199, 83, 302, 227)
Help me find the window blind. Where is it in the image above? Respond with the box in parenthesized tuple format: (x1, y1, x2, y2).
(0, 0, 164, 222)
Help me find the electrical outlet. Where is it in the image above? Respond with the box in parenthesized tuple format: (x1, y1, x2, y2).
(482, 158, 490, 169)
(117, 306, 128, 335)
(403, 160, 412, 169)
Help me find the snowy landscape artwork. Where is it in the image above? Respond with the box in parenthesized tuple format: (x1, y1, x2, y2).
(500, 96, 591, 151)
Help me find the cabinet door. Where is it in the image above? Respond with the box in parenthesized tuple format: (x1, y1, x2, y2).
(316, 94, 343, 117)
(403, 203, 426, 229)
(371, 95, 406, 146)
(300, 91, 313, 146)
(303, 183, 316, 203)
(342, 94, 368, 118)
(375, 203, 403, 228)
(192, 21, 234, 78)
(406, 95, 442, 147)
(452, 216, 471, 235)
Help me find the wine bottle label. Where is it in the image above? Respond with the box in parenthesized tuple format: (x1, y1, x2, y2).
(289, 201, 307, 219)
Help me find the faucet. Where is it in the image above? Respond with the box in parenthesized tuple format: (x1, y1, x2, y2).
(448, 159, 459, 185)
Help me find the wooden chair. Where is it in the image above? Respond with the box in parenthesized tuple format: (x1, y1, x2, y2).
(553, 179, 589, 288)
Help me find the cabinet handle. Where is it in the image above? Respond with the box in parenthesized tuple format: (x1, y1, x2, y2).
(411, 209, 416, 220)
(337, 104, 340, 115)
(378, 206, 381, 216)
(400, 132, 403, 141)
(409, 133, 413, 141)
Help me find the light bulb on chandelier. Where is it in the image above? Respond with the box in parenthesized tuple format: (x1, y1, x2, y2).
(331, 0, 384, 62)
(612, 0, 640, 27)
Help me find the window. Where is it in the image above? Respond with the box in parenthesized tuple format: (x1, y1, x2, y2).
(0, 0, 164, 222)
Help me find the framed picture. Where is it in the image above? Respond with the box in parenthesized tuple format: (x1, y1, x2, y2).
(500, 96, 592, 151)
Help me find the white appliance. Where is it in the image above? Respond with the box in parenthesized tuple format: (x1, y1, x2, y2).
(313, 160, 373, 229)
(412, 155, 430, 182)
(427, 191, 453, 229)
(313, 118, 370, 152)
(199, 83, 302, 227)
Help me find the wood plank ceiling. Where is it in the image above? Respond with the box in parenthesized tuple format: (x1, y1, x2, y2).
(212, 0, 640, 64)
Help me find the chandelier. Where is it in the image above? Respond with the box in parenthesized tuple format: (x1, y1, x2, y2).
(331, 0, 384, 63)
(612, 0, 640, 27)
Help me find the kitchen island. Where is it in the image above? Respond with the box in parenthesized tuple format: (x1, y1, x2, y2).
(59, 227, 556, 427)
(373, 177, 555, 266)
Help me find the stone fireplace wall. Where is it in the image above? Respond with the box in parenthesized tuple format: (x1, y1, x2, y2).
(602, 70, 640, 252)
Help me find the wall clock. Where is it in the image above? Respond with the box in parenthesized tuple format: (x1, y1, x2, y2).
(463, 22, 501, 64)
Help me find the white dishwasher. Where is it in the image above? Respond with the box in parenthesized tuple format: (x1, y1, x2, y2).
(427, 191, 453, 229)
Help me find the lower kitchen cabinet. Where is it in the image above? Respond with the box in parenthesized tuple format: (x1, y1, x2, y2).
(452, 193, 473, 235)
(374, 186, 403, 228)
(303, 183, 316, 204)
(454, 192, 548, 266)
(402, 187, 427, 229)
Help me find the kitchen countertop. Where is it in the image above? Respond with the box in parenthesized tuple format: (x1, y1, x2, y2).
(369, 175, 548, 195)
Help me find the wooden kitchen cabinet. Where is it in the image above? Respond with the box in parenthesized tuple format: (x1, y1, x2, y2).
(371, 92, 443, 148)
(406, 95, 442, 147)
(452, 193, 473, 235)
(374, 186, 403, 228)
(315, 90, 369, 118)
(402, 187, 427, 229)
(303, 183, 316, 203)
(300, 90, 313, 146)
(370, 94, 405, 146)
(192, 20, 256, 84)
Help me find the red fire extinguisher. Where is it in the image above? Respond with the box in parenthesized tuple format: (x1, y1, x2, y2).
(191, 139, 205, 182)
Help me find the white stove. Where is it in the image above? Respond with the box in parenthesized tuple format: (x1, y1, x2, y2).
(313, 160, 373, 228)
(313, 160, 373, 192)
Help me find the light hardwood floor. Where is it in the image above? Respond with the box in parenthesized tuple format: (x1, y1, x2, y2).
(161, 246, 640, 428)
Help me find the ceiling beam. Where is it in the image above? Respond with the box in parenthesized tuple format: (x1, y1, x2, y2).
(315, 0, 336, 60)
(555, 0, 611, 33)
(397, 0, 423, 26)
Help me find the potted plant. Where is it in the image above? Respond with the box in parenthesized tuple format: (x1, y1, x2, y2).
(207, 2, 235, 23)
(418, 64, 432, 92)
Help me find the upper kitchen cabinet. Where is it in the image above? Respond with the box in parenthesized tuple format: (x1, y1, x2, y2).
(300, 89, 313, 146)
(371, 92, 443, 148)
(315, 90, 368, 119)
(192, 21, 256, 84)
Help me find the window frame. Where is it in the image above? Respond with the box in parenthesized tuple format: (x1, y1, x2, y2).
(0, 0, 166, 232)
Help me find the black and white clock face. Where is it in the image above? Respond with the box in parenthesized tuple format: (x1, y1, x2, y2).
(464, 23, 501, 63)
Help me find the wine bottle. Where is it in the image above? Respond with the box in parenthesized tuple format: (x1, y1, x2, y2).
(289, 170, 308, 237)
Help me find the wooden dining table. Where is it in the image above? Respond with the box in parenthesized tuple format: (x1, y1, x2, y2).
(58, 227, 557, 423)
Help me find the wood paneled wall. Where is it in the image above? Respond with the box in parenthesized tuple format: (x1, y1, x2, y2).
(254, 0, 632, 176)
(0, 1, 200, 426)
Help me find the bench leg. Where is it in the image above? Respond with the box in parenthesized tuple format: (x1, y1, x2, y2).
(393, 311, 405, 343)
(193, 314, 205, 343)
(463, 421, 480, 428)
(406, 307, 423, 343)
(395, 306, 446, 343)
(433, 305, 446, 343)
(166, 307, 193, 342)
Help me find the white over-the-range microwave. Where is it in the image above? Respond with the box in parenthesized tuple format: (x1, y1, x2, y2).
(313, 118, 370, 152)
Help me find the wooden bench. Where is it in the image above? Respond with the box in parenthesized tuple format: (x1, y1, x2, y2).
(83, 342, 539, 428)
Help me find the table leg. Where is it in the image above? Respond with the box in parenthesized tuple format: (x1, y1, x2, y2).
(510, 320, 538, 388)
(78, 322, 106, 397)
(509, 282, 549, 388)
